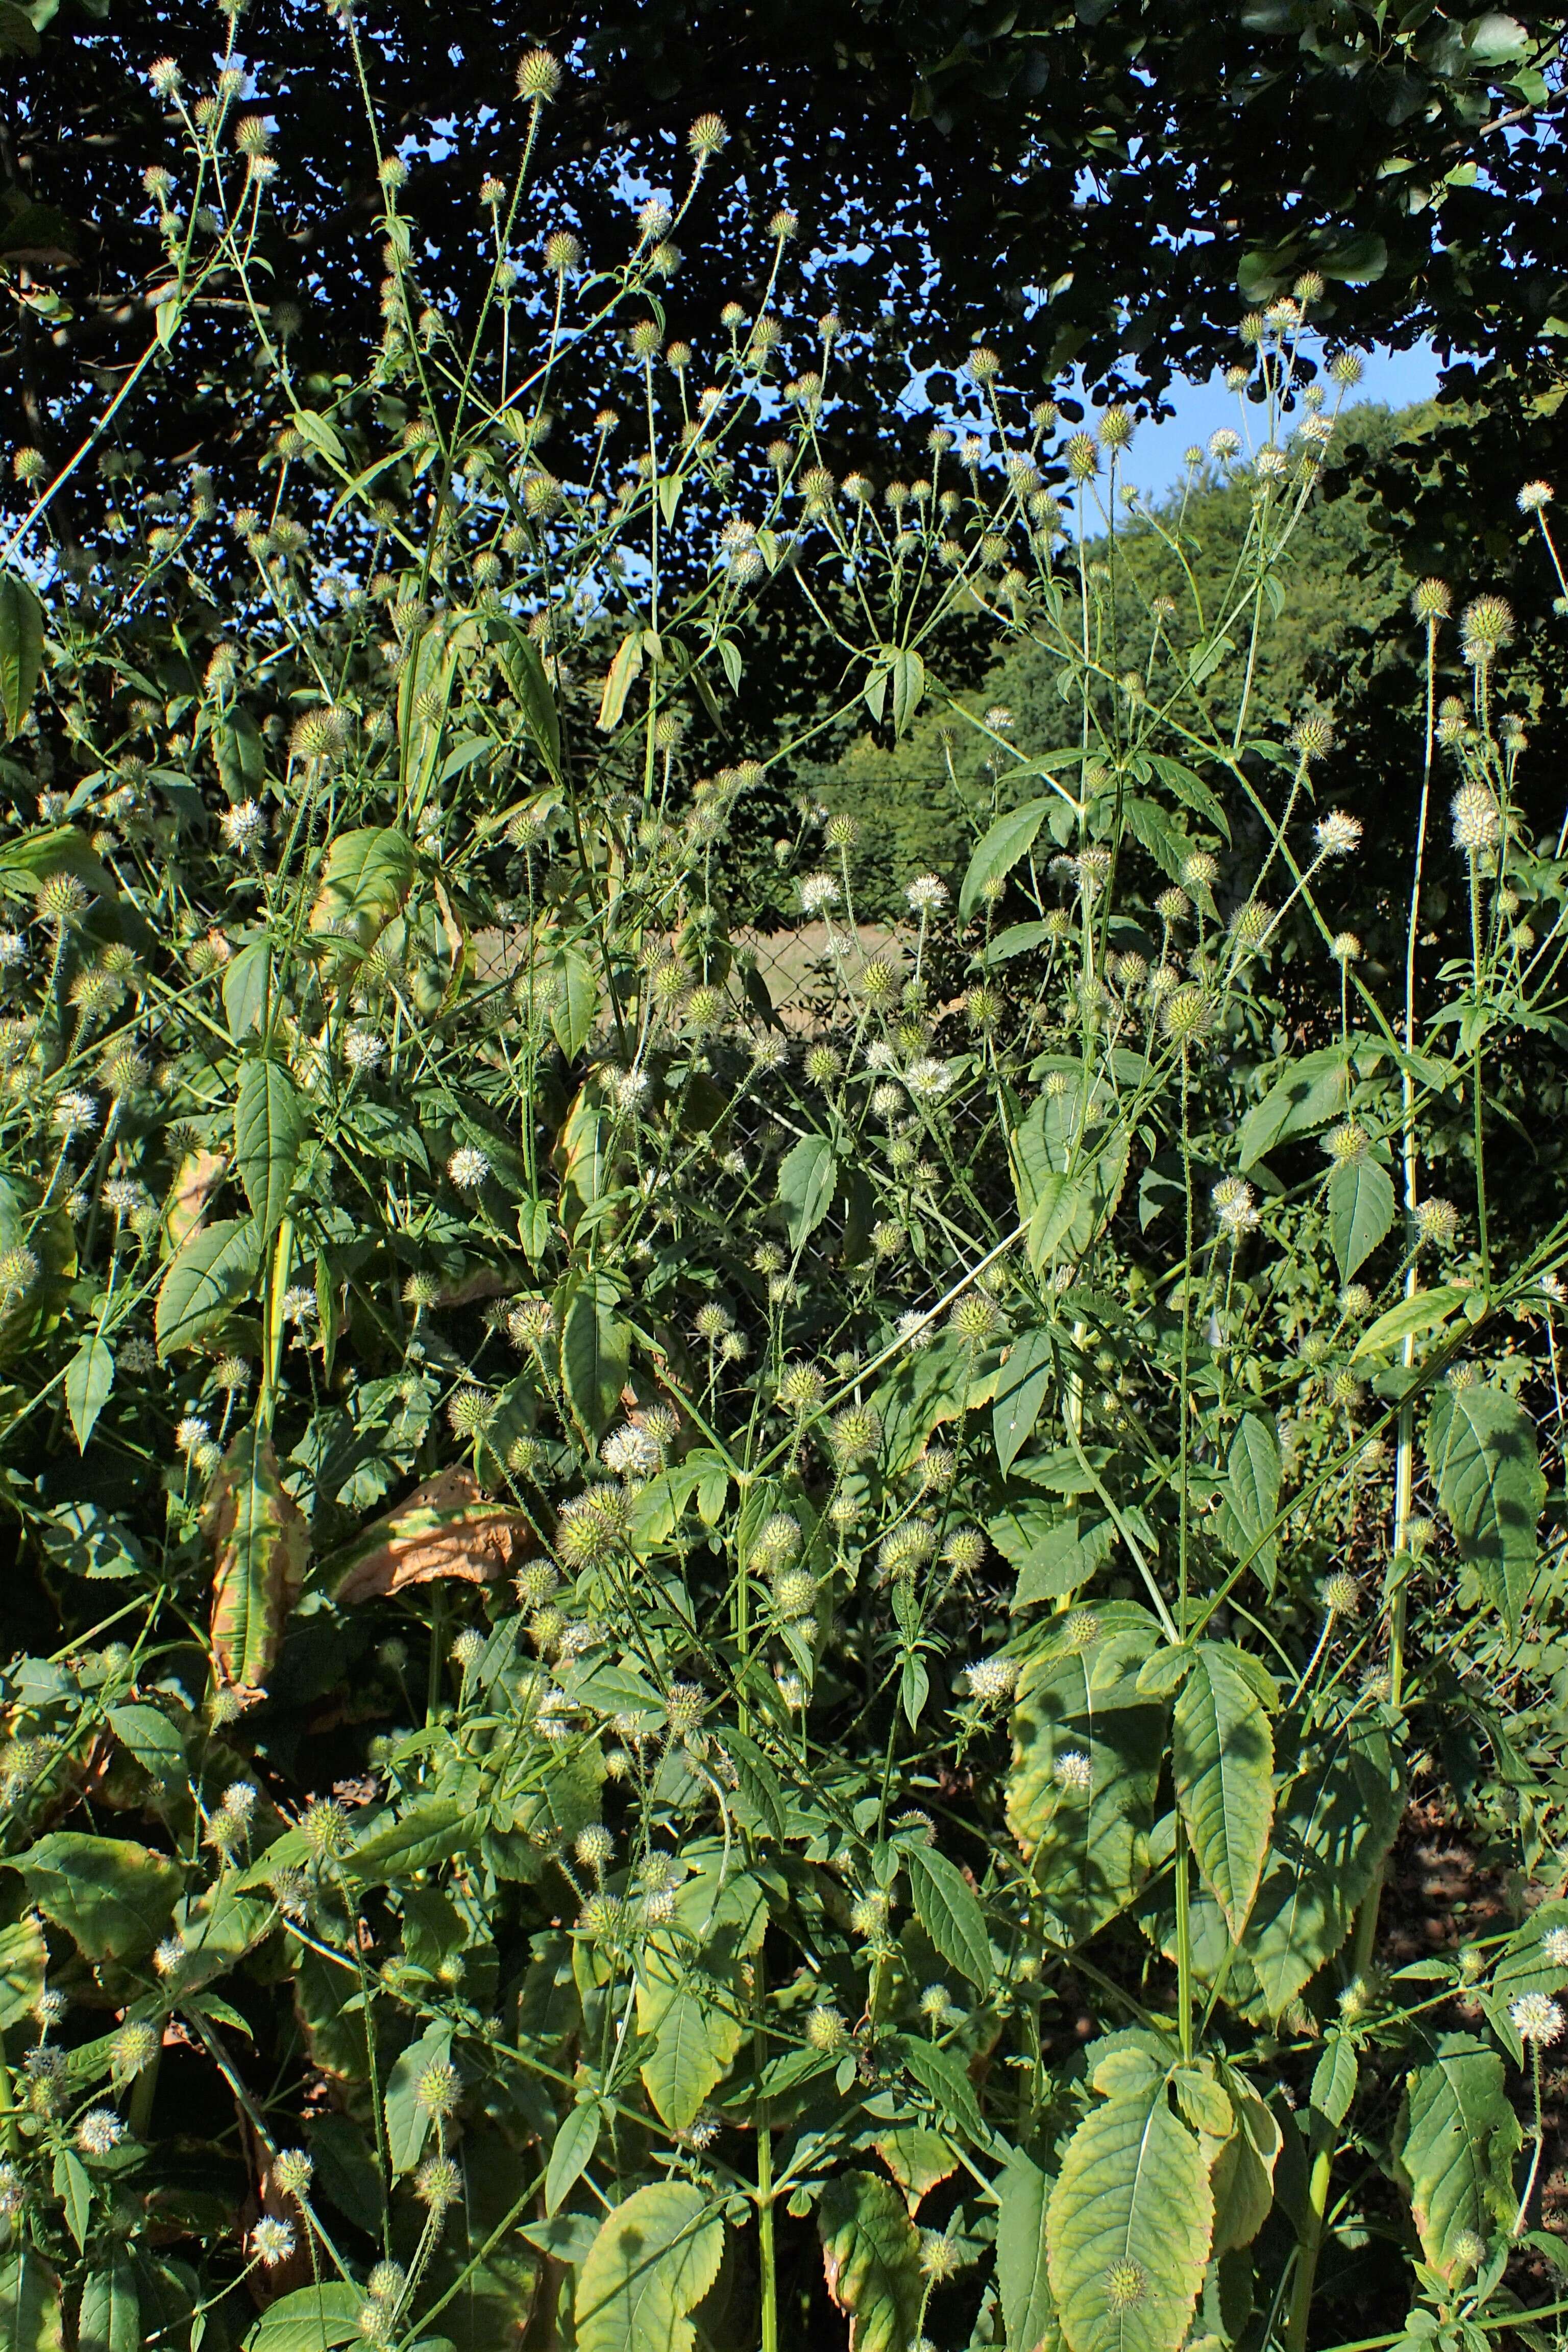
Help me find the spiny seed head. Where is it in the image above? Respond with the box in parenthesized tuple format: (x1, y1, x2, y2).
(779, 1360, 826, 1413)
(829, 1403, 881, 1461)
(1416, 1196, 1459, 1245)
(415, 2060, 460, 2117)
(1104, 2259, 1147, 2313)
(805, 2003, 848, 2051)
(1322, 1570, 1361, 1619)
(1451, 782, 1501, 854)
(1518, 479, 1554, 513)
(274, 2147, 314, 2198)
(920, 2232, 962, 2282)
(667, 1682, 705, 1735)
(1315, 809, 1362, 858)
(544, 230, 582, 275)
(415, 2154, 462, 2209)
(774, 1567, 817, 1620)
(688, 111, 729, 157)
(1182, 850, 1219, 889)
(966, 1656, 1016, 1703)
(574, 1823, 614, 1869)
(1331, 931, 1361, 964)
(949, 1293, 1000, 1346)
(1412, 576, 1452, 623)
(1326, 1120, 1367, 1163)
(1161, 984, 1214, 1043)
(111, 2020, 159, 2077)
(1340, 1283, 1373, 1318)
(1098, 404, 1134, 450)
(516, 47, 561, 101)
(1461, 594, 1513, 667)
(1064, 431, 1099, 481)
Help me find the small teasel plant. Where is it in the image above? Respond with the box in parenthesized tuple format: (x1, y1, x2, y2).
(1, 32, 1567, 2352)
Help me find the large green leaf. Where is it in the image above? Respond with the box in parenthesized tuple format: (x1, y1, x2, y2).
(818, 2170, 924, 2352)
(1327, 1154, 1395, 1282)
(18, 1834, 180, 1965)
(997, 2150, 1059, 2352)
(1392, 2035, 1520, 2284)
(242, 2284, 364, 2351)
(905, 1844, 991, 1990)
(1007, 1613, 1166, 1944)
(309, 824, 414, 947)
(545, 2099, 602, 2217)
(575, 2183, 724, 2352)
(558, 1270, 632, 1438)
(1239, 1712, 1402, 2017)
(1425, 1382, 1545, 1630)
(384, 2020, 452, 2175)
(234, 1057, 305, 1239)
(0, 2250, 63, 2352)
(550, 942, 599, 1060)
(1214, 1412, 1280, 1591)
(777, 1132, 837, 1250)
(960, 796, 1052, 921)
(65, 1334, 115, 1452)
(994, 1327, 1055, 1475)
(204, 1420, 309, 1701)
(635, 1863, 763, 2129)
(155, 1217, 260, 1357)
(1169, 1643, 1276, 1936)
(1046, 2062, 1212, 2352)
(77, 2257, 139, 2352)
(0, 570, 45, 740)
(1236, 1047, 1350, 1170)
(494, 617, 563, 782)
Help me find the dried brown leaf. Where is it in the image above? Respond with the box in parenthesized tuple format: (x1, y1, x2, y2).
(334, 1465, 533, 1604)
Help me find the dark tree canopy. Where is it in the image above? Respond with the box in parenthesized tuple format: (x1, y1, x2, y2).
(3, 0, 1565, 525)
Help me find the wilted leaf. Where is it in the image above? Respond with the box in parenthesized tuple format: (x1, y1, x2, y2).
(333, 1465, 533, 1603)
(205, 1420, 309, 1701)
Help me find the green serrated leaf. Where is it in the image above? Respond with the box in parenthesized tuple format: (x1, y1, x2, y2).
(1240, 1712, 1402, 2017)
(384, 2021, 451, 2175)
(65, 1334, 114, 1452)
(309, 824, 414, 948)
(1392, 2035, 1521, 2284)
(0, 2249, 63, 2352)
(961, 797, 1054, 922)
(1046, 2066, 1212, 2352)
(1327, 1154, 1395, 1282)
(992, 1336, 1053, 1477)
(558, 1271, 632, 1439)
(0, 571, 46, 740)
(550, 943, 599, 1060)
(1007, 1619, 1165, 1944)
(1215, 1412, 1280, 1591)
(819, 2170, 924, 2352)
(52, 2149, 91, 2251)
(155, 1218, 260, 1358)
(77, 2256, 139, 2352)
(1424, 1382, 1544, 1630)
(575, 2183, 724, 2352)
(1353, 1283, 1465, 1359)
(1237, 1048, 1350, 1170)
(18, 1834, 180, 1964)
(1172, 1643, 1275, 1937)
(241, 2283, 364, 2351)
(234, 1058, 305, 1240)
(777, 1132, 837, 1250)
(997, 2149, 1060, 2352)
(905, 1845, 991, 1990)
(545, 2100, 602, 2217)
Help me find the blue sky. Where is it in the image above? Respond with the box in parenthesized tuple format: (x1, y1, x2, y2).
(1125, 342, 1443, 496)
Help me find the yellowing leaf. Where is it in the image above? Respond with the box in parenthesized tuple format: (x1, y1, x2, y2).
(205, 1421, 309, 1702)
(1046, 2066, 1212, 2352)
